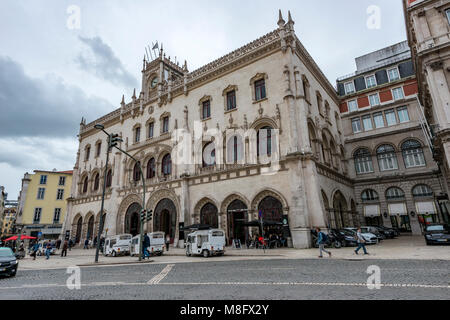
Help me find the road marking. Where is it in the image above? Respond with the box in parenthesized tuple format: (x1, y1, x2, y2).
(147, 264, 175, 285)
(0, 280, 448, 290)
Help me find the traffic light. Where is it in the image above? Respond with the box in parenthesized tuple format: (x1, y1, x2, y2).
(140, 209, 146, 222)
(146, 210, 153, 221)
(109, 134, 122, 149)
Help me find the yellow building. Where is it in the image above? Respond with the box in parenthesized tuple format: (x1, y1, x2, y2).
(16, 170, 73, 239)
(1, 207, 17, 238)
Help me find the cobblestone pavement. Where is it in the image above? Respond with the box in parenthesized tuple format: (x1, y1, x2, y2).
(0, 258, 449, 300)
(15, 235, 450, 271)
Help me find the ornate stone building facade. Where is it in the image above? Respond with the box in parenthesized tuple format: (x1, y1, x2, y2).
(404, 0, 450, 222)
(63, 11, 355, 249)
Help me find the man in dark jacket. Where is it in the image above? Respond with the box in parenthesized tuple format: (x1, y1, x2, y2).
(143, 233, 151, 259)
(61, 240, 68, 257)
(316, 227, 332, 258)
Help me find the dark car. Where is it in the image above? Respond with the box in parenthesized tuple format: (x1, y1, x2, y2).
(0, 247, 19, 277)
(373, 226, 397, 239)
(424, 224, 450, 245)
(338, 229, 358, 247)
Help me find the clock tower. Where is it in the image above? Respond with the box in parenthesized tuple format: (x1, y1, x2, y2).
(141, 45, 187, 105)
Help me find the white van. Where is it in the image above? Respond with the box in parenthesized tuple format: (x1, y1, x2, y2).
(130, 232, 165, 257)
(185, 229, 226, 258)
(104, 234, 132, 257)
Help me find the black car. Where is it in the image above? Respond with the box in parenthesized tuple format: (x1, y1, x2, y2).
(372, 226, 397, 239)
(424, 224, 450, 245)
(0, 247, 19, 277)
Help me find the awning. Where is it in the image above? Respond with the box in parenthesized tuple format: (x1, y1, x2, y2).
(388, 203, 407, 216)
(42, 228, 62, 235)
(364, 205, 380, 217)
(415, 201, 436, 215)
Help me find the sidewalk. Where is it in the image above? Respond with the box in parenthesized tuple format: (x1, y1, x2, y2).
(17, 236, 450, 271)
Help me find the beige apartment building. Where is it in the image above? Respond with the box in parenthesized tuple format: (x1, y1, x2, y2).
(337, 41, 448, 235)
(404, 0, 450, 222)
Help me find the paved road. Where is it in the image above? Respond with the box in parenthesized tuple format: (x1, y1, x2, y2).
(1, 259, 449, 300)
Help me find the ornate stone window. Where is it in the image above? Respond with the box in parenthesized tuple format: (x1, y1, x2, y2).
(257, 126, 274, 157)
(84, 145, 91, 162)
(226, 135, 244, 164)
(250, 73, 268, 103)
(146, 118, 155, 139)
(146, 158, 156, 179)
(412, 185, 433, 198)
(160, 112, 171, 134)
(93, 172, 100, 191)
(82, 176, 89, 194)
(162, 154, 172, 176)
(132, 123, 142, 144)
(222, 85, 238, 111)
(105, 169, 112, 188)
(198, 95, 212, 120)
(133, 162, 141, 182)
(95, 140, 102, 158)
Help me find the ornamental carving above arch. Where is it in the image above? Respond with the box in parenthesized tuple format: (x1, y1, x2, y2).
(194, 197, 219, 218)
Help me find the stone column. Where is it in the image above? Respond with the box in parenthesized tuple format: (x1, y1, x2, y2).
(286, 159, 311, 248)
(179, 177, 190, 247)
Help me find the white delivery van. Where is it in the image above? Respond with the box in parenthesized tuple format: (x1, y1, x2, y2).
(104, 234, 132, 257)
(130, 232, 165, 257)
(185, 229, 226, 258)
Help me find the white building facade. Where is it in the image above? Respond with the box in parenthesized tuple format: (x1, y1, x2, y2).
(63, 12, 356, 249)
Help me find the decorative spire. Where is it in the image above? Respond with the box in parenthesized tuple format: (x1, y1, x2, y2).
(287, 10, 295, 29)
(121, 95, 125, 107)
(277, 9, 285, 28)
(132, 88, 136, 99)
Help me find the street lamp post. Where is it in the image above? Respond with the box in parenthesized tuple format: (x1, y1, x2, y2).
(93, 124, 148, 262)
(94, 124, 113, 263)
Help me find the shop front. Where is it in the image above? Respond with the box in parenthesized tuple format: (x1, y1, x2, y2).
(388, 203, 411, 232)
(415, 201, 439, 231)
(363, 204, 382, 226)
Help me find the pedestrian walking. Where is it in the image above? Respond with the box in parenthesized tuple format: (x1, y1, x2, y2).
(61, 240, 68, 257)
(31, 241, 39, 260)
(68, 238, 73, 251)
(84, 238, 89, 249)
(56, 239, 62, 250)
(316, 227, 332, 258)
(143, 233, 151, 259)
(45, 242, 52, 260)
(354, 228, 369, 255)
(165, 234, 170, 252)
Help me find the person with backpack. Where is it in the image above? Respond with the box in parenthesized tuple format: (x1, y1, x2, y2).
(316, 227, 332, 258)
(354, 228, 369, 255)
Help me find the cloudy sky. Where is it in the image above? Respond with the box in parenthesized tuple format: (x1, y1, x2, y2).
(0, 0, 407, 199)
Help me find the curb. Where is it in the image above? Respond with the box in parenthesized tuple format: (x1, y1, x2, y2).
(77, 260, 154, 267)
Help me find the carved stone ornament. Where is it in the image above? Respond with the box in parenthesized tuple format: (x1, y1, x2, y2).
(148, 105, 154, 115)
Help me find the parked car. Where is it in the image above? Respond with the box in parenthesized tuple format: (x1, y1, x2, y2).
(344, 228, 379, 244)
(0, 247, 18, 277)
(361, 226, 385, 241)
(37, 241, 57, 256)
(104, 234, 132, 257)
(337, 229, 358, 247)
(424, 224, 450, 245)
(130, 232, 165, 257)
(186, 229, 226, 257)
(372, 226, 397, 239)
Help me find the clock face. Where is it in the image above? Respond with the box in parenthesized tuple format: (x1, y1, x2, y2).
(151, 77, 158, 88)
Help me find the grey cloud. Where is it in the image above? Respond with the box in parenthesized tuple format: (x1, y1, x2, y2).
(0, 56, 114, 138)
(76, 36, 138, 88)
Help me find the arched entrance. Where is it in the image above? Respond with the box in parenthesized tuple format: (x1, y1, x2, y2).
(75, 216, 82, 244)
(87, 216, 94, 240)
(125, 203, 142, 236)
(154, 199, 177, 243)
(227, 199, 248, 245)
(258, 196, 285, 238)
(333, 191, 348, 229)
(200, 203, 219, 228)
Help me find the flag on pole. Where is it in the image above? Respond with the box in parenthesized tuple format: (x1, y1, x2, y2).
(152, 41, 159, 50)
